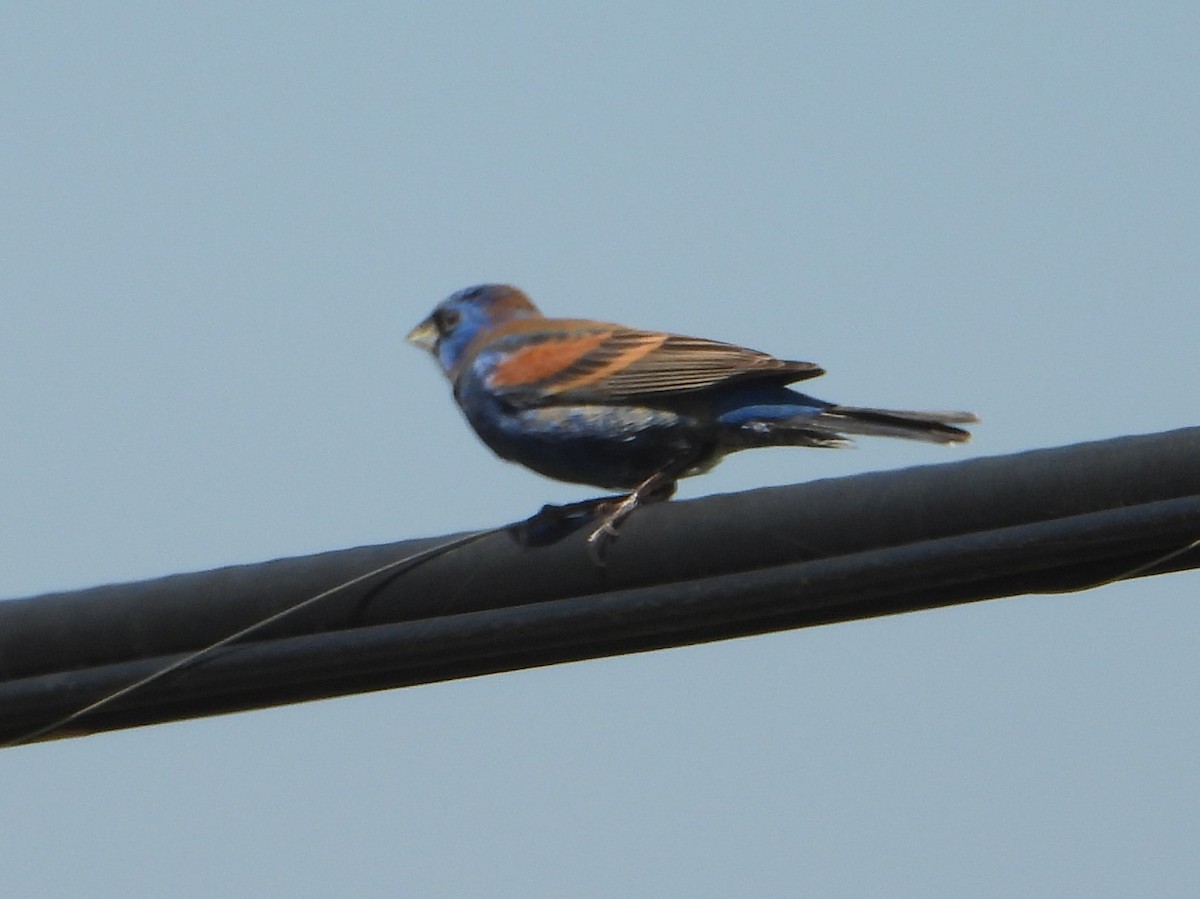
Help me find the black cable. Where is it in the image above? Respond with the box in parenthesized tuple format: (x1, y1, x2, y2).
(1, 427, 1197, 745)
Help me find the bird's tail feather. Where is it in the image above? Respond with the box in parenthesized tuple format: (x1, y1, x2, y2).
(812, 406, 977, 444)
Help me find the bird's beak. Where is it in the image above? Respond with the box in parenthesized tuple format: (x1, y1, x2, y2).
(406, 317, 438, 352)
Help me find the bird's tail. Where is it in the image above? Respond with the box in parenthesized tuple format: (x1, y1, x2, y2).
(812, 405, 978, 445)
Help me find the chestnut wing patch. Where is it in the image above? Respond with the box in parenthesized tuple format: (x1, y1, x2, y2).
(488, 327, 823, 403)
(487, 331, 618, 389)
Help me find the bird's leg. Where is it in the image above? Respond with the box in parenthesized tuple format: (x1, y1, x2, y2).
(586, 471, 678, 565)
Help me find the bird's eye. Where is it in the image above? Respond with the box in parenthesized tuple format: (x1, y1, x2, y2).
(436, 308, 461, 333)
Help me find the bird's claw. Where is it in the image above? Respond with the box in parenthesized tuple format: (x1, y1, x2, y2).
(585, 503, 630, 566)
(584, 478, 676, 566)
(586, 525, 614, 567)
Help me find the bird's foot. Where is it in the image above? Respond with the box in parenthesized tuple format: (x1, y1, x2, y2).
(585, 477, 677, 566)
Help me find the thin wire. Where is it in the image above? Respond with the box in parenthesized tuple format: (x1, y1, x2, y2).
(1062, 535, 1200, 592)
(1, 527, 500, 749)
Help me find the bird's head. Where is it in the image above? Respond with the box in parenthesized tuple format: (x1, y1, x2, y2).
(407, 284, 541, 376)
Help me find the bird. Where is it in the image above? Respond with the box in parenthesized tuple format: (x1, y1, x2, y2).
(408, 284, 977, 560)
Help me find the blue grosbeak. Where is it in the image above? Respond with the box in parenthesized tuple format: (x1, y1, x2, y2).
(409, 284, 977, 557)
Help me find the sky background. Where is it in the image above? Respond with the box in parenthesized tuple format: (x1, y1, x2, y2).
(3, 3, 1198, 896)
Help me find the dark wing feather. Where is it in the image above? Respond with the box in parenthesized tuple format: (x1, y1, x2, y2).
(592, 334, 824, 397)
(485, 322, 823, 403)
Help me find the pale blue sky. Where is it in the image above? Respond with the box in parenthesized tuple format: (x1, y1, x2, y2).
(3, 3, 1198, 896)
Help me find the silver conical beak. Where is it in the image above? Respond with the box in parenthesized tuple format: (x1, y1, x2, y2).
(406, 317, 438, 352)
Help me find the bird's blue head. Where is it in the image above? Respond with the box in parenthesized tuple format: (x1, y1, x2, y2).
(407, 284, 541, 376)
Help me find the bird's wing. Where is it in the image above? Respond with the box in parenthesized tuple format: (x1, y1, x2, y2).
(477, 319, 824, 403)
